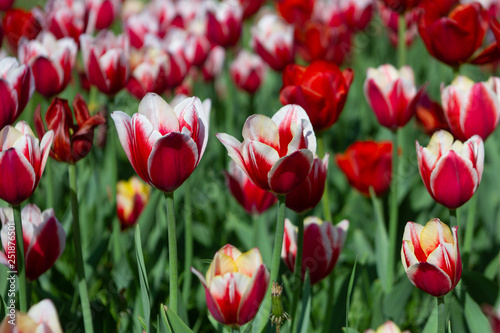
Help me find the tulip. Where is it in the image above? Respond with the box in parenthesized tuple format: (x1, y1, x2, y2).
(364, 320, 410, 333)
(416, 130, 484, 209)
(282, 217, 349, 285)
(401, 218, 461, 297)
(2, 8, 42, 52)
(414, 91, 450, 136)
(335, 140, 392, 197)
(125, 11, 159, 49)
(127, 46, 169, 100)
(0, 299, 63, 332)
(483, 304, 500, 333)
(202, 46, 225, 82)
(45, 0, 86, 43)
(250, 13, 294, 72)
(285, 154, 328, 214)
(325, 0, 374, 31)
(441, 76, 500, 141)
(34, 94, 105, 164)
(230, 50, 267, 94)
(0, 57, 34, 130)
(280, 60, 353, 132)
(0, 0, 13, 11)
(111, 93, 209, 193)
(0, 205, 65, 281)
(184, 31, 211, 67)
(418, 3, 488, 67)
(277, 0, 315, 26)
(217, 104, 316, 194)
(191, 244, 270, 327)
(80, 31, 130, 96)
(85, 0, 119, 31)
(239, 0, 265, 19)
(206, 0, 242, 48)
(225, 161, 277, 215)
(382, 0, 421, 13)
(0, 122, 53, 206)
(379, 4, 420, 47)
(364, 64, 424, 129)
(18, 32, 78, 98)
(160, 29, 191, 88)
(117, 176, 150, 230)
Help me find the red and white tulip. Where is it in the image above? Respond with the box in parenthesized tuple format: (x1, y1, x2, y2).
(206, 0, 242, 48)
(85, 0, 120, 31)
(230, 50, 267, 94)
(45, 0, 86, 43)
(202, 46, 225, 82)
(0, 299, 63, 332)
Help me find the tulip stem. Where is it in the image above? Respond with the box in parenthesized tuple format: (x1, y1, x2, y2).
(387, 129, 400, 293)
(45, 159, 54, 209)
(322, 273, 336, 333)
(398, 14, 406, 67)
(165, 192, 178, 313)
(68, 164, 94, 333)
(437, 296, 446, 333)
(318, 134, 332, 222)
(12, 204, 27, 312)
(182, 183, 193, 307)
(449, 209, 457, 228)
(463, 195, 477, 269)
(290, 214, 305, 329)
(231, 327, 241, 333)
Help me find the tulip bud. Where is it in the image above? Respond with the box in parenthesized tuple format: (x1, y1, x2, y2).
(230, 50, 267, 94)
(401, 219, 461, 297)
(2, 8, 42, 52)
(45, 0, 85, 43)
(117, 176, 150, 230)
(206, 0, 242, 48)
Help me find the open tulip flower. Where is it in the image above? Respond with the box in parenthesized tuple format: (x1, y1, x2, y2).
(336, 140, 392, 197)
(230, 50, 267, 94)
(225, 161, 277, 215)
(0, 299, 63, 332)
(364, 64, 423, 129)
(282, 217, 349, 285)
(0, 122, 53, 206)
(18, 32, 77, 98)
(441, 76, 500, 141)
(117, 176, 150, 230)
(401, 219, 461, 297)
(191, 244, 270, 328)
(112, 93, 209, 193)
(0, 205, 65, 281)
(80, 30, 130, 96)
(34, 94, 105, 164)
(280, 60, 353, 132)
(0, 57, 34, 130)
(416, 130, 484, 210)
(217, 104, 316, 194)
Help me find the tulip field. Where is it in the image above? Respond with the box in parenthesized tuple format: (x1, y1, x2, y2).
(2, 0, 500, 332)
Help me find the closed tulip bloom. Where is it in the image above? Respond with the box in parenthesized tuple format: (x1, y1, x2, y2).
(0, 122, 53, 205)
(202, 46, 225, 81)
(364, 320, 410, 333)
(401, 219, 461, 297)
(441, 76, 500, 141)
(282, 217, 349, 285)
(327, 0, 374, 31)
(2, 8, 42, 52)
(280, 60, 353, 132)
(0, 205, 65, 281)
(382, 0, 421, 13)
(225, 161, 277, 215)
(364, 64, 423, 129)
(125, 11, 159, 49)
(250, 14, 294, 72)
(206, 0, 242, 48)
(0, 57, 34, 130)
(85, 0, 119, 31)
(277, 0, 315, 26)
(18, 32, 78, 98)
(34, 94, 105, 164)
(127, 47, 169, 100)
(286, 154, 328, 214)
(239, 0, 265, 19)
(416, 130, 484, 209)
(117, 176, 150, 230)
(230, 50, 267, 94)
(45, 0, 86, 43)
(80, 31, 130, 96)
(0, 299, 63, 332)
(379, 4, 419, 48)
(418, 3, 488, 67)
(217, 104, 316, 194)
(191, 244, 270, 327)
(336, 140, 392, 197)
(112, 93, 209, 193)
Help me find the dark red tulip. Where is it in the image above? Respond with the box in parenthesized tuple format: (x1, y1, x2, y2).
(277, 0, 315, 26)
(336, 141, 392, 197)
(414, 91, 450, 136)
(34, 95, 106, 164)
(0, 0, 14, 11)
(280, 60, 353, 132)
(239, 0, 265, 19)
(382, 0, 421, 14)
(3, 8, 42, 52)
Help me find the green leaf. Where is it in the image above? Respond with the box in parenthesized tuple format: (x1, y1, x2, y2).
(138, 316, 147, 331)
(370, 189, 388, 293)
(343, 328, 361, 333)
(462, 271, 499, 305)
(346, 258, 358, 330)
(297, 271, 311, 333)
(161, 304, 194, 333)
(422, 302, 438, 333)
(464, 293, 493, 333)
(383, 278, 413, 321)
(135, 226, 151, 332)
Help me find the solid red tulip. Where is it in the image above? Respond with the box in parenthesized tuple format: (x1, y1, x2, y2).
(18, 32, 78, 98)
(2, 8, 42, 52)
(277, 0, 315, 26)
(230, 50, 267, 94)
(414, 91, 450, 136)
(0, 205, 65, 281)
(441, 76, 500, 141)
(0, 0, 14, 11)
(112, 93, 210, 193)
(206, 0, 242, 48)
(191, 244, 270, 327)
(117, 176, 150, 230)
(335, 140, 392, 197)
(34, 94, 105, 164)
(282, 217, 349, 285)
(285, 154, 328, 214)
(225, 161, 277, 215)
(402, 218, 461, 297)
(280, 60, 353, 132)
(217, 104, 316, 194)
(416, 130, 484, 209)
(382, 0, 421, 13)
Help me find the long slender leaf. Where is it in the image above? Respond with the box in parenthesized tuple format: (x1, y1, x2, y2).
(464, 293, 493, 333)
(297, 271, 311, 333)
(135, 226, 151, 332)
(345, 258, 358, 331)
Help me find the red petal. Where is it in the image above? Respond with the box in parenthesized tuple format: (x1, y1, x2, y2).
(268, 149, 313, 194)
(31, 57, 63, 98)
(405, 262, 453, 297)
(237, 265, 269, 325)
(365, 79, 393, 128)
(0, 149, 35, 205)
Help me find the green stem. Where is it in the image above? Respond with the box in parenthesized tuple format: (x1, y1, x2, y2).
(322, 273, 336, 333)
(387, 129, 399, 292)
(225, 49, 235, 136)
(69, 164, 94, 333)
(182, 184, 193, 306)
(398, 14, 406, 67)
(12, 205, 27, 312)
(45, 159, 54, 209)
(318, 134, 332, 222)
(453, 67, 461, 80)
(464, 195, 476, 269)
(437, 296, 446, 333)
(231, 327, 241, 333)
(370, 187, 389, 292)
(449, 209, 457, 228)
(290, 214, 304, 329)
(165, 192, 178, 313)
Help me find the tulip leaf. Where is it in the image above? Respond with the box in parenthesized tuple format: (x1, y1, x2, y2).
(462, 271, 499, 305)
(369, 188, 388, 292)
(297, 271, 311, 333)
(159, 304, 193, 333)
(464, 293, 493, 333)
(343, 329, 361, 333)
(138, 316, 147, 331)
(346, 258, 358, 331)
(382, 278, 413, 322)
(421, 302, 438, 333)
(135, 225, 151, 332)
